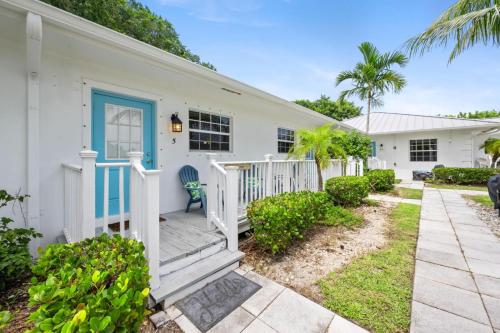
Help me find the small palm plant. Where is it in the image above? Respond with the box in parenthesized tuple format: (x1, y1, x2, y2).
(289, 124, 346, 191)
(336, 42, 408, 133)
(407, 0, 500, 62)
(480, 138, 500, 166)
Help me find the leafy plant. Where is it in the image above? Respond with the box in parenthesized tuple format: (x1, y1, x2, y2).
(294, 95, 362, 121)
(28, 234, 150, 333)
(247, 191, 331, 254)
(433, 167, 500, 185)
(289, 124, 346, 191)
(407, 0, 500, 62)
(320, 205, 364, 228)
(0, 190, 42, 290)
(340, 131, 372, 160)
(367, 169, 396, 192)
(480, 138, 500, 164)
(325, 176, 369, 207)
(336, 42, 408, 133)
(0, 310, 11, 331)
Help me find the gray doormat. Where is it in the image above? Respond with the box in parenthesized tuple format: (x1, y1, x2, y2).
(176, 271, 261, 332)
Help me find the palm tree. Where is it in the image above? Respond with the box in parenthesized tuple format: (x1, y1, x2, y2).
(336, 42, 408, 134)
(480, 138, 500, 166)
(407, 0, 500, 62)
(288, 124, 346, 191)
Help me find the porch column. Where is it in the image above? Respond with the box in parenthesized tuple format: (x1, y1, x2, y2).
(225, 166, 239, 252)
(80, 150, 97, 240)
(264, 154, 273, 196)
(143, 169, 161, 289)
(128, 152, 143, 240)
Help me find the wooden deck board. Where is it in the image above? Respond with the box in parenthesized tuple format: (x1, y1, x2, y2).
(159, 210, 225, 263)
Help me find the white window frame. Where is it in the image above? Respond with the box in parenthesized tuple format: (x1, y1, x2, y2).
(188, 109, 232, 152)
(104, 103, 143, 160)
(409, 138, 438, 162)
(277, 127, 295, 154)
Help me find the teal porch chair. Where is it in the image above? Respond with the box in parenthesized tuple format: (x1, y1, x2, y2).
(179, 165, 207, 216)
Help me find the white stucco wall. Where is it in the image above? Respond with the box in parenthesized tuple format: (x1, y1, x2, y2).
(0, 8, 332, 245)
(371, 130, 494, 179)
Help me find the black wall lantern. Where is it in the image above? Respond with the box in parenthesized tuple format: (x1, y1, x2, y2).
(170, 113, 183, 133)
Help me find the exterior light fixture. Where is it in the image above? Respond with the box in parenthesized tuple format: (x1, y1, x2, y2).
(379, 143, 384, 150)
(171, 113, 182, 133)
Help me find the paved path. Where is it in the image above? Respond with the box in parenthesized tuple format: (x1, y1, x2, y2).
(168, 266, 368, 333)
(368, 193, 421, 205)
(396, 180, 425, 190)
(411, 188, 500, 333)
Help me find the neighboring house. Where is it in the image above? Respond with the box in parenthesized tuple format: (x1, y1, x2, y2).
(343, 112, 500, 179)
(0, 0, 360, 306)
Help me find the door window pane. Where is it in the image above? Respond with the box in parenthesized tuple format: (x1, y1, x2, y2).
(105, 103, 143, 159)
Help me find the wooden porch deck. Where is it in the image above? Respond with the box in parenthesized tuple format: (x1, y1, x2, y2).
(159, 209, 225, 264)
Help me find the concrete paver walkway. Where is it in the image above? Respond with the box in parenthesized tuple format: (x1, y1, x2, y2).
(411, 188, 500, 333)
(169, 267, 368, 333)
(368, 193, 421, 205)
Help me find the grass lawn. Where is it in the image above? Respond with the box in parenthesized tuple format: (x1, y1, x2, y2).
(463, 194, 493, 208)
(426, 183, 487, 192)
(318, 203, 420, 333)
(390, 187, 423, 200)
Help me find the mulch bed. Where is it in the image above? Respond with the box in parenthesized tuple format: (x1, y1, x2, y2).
(0, 276, 34, 333)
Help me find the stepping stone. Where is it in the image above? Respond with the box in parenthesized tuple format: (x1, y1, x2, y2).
(468, 258, 500, 279)
(242, 319, 277, 333)
(414, 260, 476, 292)
(259, 288, 334, 333)
(482, 295, 500, 330)
(207, 307, 255, 333)
(241, 271, 285, 317)
(413, 276, 490, 324)
(474, 274, 500, 299)
(327, 315, 368, 333)
(416, 248, 468, 271)
(410, 301, 492, 333)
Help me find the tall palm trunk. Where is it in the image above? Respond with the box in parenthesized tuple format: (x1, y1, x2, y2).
(366, 93, 371, 134)
(315, 156, 323, 191)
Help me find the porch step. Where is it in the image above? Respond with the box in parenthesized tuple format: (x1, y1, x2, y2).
(150, 249, 245, 307)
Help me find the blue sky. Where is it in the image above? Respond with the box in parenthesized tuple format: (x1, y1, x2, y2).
(141, 0, 499, 116)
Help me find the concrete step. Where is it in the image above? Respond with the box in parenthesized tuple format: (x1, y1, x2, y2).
(150, 249, 245, 307)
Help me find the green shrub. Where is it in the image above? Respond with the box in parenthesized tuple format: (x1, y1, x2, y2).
(367, 169, 396, 192)
(28, 234, 150, 333)
(0, 190, 42, 290)
(433, 167, 500, 185)
(320, 205, 364, 228)
(247, 191, 330, 254)
(325, 176, 369, 207)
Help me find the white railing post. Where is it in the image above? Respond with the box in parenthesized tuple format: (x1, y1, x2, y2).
(264, 154, 273, 196)
(80, 150, 97, 240)
(206, 153, 217, 230)
(298, 161, 305, 191)
(225, 166, 239, 252)
(143, 169, 161, 290)
(358, 159, 364, 176)
(128, 152, 143, 240)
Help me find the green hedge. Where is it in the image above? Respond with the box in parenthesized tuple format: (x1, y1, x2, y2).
(247, 191, 330, 254)
(28, 234, 150, 333)
(325, 176, 369, 207)
(433, 167, 500, 185)
(367, 169, 396, 192)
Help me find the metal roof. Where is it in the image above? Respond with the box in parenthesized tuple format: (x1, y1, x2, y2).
(342, 112, 500, 135)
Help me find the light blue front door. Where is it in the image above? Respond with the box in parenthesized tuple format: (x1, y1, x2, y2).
(92, 89, 156, 218)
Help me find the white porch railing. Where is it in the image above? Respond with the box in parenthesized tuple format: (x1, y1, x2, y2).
(367, 157, 387, 170)
(62, 151, 161, 289)
(206, 154, 364, 252)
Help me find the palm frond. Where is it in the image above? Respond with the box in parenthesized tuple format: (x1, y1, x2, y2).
(406, 0, 500, 62)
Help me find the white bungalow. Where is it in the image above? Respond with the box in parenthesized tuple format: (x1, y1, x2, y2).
(343, 112, 500, 179)
(0, 0, 363, 306)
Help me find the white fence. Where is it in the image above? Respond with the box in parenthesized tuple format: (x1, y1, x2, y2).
(206, 154, 363, 252)
(367, 157, 387, 170)
(62, 151, 161, 289)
